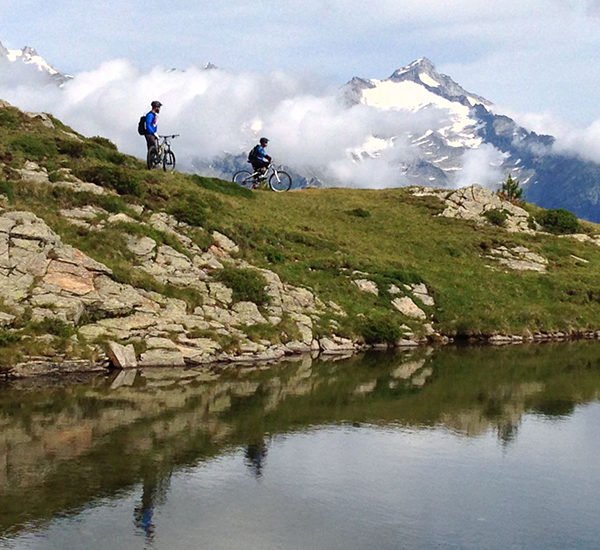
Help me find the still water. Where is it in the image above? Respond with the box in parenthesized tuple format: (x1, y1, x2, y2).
(1, 343, 600, 549)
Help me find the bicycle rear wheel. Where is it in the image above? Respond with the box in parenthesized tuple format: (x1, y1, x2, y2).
(232, 170, 254, 189)
(269, 170, 292, 192)
(147, 147, 160, 170)
(163, 151, 176, 172)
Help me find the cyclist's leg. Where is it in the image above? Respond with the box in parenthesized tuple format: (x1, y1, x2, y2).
(145, 134, 157, 151)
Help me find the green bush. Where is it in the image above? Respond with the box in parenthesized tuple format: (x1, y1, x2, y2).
(537, 208, 580, 234)
(56, 138, 86, 158)
(499, 174, 523, 200)
(215, 267, 270, 305)
(483, 208, 509, 227)
(0, 180, 15, 202)
(74, 165, 142, 196)
(348, 207, 371, 218)
(264, 247, 286, 264)
(28, 318, 75, 338)
(89, 136, 118, 150)
(0, 330, 20, 347)
(359, 314, 401, 345)
(10, 135, 57, 160)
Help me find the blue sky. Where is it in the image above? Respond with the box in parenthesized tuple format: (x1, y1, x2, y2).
(1, 0, 600, 125)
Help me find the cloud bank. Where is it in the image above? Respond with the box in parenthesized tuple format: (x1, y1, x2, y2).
(0, 58, 465, 187)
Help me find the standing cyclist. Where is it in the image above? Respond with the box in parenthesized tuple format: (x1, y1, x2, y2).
(144, 100, 162, 152)
(249, 137, 272, 180)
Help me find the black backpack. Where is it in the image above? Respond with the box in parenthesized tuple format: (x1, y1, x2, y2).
(247, 145, 259, 163)
(137, 115, 147, 136)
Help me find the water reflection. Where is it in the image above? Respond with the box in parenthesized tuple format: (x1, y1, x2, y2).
(0, 342, 599, 547)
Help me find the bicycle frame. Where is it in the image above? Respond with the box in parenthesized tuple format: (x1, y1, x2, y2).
(148, 134, 179, 171)
(233, 162, 292, 192)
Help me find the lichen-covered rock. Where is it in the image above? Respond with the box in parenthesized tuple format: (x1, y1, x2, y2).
(487, 246, 548, 272)
(353, 279, 379, 295)
(392, 296, 427, 320)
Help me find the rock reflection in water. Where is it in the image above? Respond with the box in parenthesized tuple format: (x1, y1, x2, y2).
(0, 341, 599, 544)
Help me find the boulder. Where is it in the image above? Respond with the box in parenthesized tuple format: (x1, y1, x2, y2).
(107, 341, 138, 369)
(392, 296, 427, 320)
(353, 279, 379, 295)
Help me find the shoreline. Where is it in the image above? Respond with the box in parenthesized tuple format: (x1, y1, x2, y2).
(4, 328, 600, 381)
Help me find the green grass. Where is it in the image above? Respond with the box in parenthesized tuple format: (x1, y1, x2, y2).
(1, 101, 600, 339)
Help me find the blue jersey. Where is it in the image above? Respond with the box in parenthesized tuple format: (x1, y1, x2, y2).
(145, 111, 158, 135)
(256, 145, 269, 162)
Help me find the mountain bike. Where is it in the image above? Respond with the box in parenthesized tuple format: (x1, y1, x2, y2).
(147, 134, 179, 172)
(232, 163, 292, 192)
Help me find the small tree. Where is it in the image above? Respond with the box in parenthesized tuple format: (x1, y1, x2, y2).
(499, 174, 523, 201)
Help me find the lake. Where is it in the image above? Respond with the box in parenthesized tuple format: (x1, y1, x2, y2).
(1, 342, 600, 549)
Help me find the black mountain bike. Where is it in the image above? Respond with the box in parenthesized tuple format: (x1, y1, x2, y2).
(147, 134, 179, 171)
(232, 163, 292, 192)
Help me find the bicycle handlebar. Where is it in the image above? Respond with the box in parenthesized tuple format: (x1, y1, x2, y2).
(158, 134, 180, 139)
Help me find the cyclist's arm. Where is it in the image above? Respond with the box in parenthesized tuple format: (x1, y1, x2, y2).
(145, 112, 158, 135)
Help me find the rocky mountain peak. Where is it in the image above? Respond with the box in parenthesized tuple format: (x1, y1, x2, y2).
(389, 57, 491, 108)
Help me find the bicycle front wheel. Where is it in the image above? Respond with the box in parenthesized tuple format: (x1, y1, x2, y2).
(163, 151, 176, 172)
(232, 170, 254, 189)
(269, 171, 292, 192)
(147, 147, 160, 170)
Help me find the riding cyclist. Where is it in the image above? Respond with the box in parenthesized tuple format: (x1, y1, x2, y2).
(249, 137, 272, 181)
(144, 100, 162, 152)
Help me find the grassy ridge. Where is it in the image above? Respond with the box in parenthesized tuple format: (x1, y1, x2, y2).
(1, 102, 600, 340)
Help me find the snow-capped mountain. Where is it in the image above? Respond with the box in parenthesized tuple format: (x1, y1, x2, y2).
(342, 58, 525, 186)
(0, 40, 70, 84)
(341, 58, 600, 221)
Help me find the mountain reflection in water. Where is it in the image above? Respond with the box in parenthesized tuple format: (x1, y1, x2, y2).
(1, 342, 600, 549)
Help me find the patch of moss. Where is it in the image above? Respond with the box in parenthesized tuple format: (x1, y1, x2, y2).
(215, 267, 270, 305)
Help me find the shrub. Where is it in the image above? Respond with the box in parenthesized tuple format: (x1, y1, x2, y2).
(74, 165, 142, 196)
(499, 174, 523, 201)
(56, 138, 86, 158)
(0, 329, 20, 347)
(483, 208, 509, 227)
(264, 247, 286, 264)
(215, 267, 270, 305)
(28, 318, 75, 338)
(359, 314, 401, 345)
(89, 136, 118, 150)
(348, 207, 371, 218)
(0, 180, 15, 202)
(537, 208, 580, 234)
(10, 135, 57, 160)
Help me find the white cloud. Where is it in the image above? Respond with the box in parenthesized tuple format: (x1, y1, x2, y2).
(454, 144, 507, 189)
(0, 58, 448, 187)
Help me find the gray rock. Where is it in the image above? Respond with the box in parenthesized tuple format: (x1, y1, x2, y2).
(212, 231, 239, 254)
(392, 296, 427, 320)
(231, 301, 267, 326)
(353, 279, 379, 295)
(107, 341, 138, 369)
(139, 348, 185, 367)
(0, 312, 15, 327)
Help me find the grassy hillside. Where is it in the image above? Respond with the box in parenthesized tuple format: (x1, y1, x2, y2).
(1, 101, 600, 351)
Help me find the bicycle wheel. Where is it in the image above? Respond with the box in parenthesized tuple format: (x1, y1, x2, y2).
(163, 150, 176, 172)
(269, 170, 292, 192)
(147, 147, 160, 170)
(232, 170, 254, 189)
